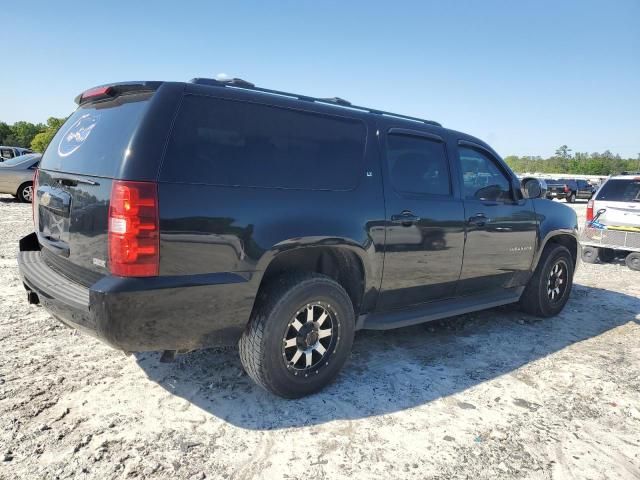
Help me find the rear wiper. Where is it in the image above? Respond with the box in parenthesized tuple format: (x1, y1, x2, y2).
(54, 176, 100, 187)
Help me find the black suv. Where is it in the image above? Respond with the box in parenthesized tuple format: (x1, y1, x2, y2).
(18, 79, 579, 398)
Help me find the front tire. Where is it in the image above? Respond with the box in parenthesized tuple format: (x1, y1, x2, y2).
(519, 243, 574, 317)
(17, 182, 33, 203)
(239, 273, 355, 398)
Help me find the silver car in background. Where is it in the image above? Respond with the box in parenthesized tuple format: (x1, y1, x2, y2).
(0, 146, 34, 161)
(0, 153, 41, 202)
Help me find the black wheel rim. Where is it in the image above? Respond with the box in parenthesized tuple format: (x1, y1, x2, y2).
(547, 259, 568, 303)
(282, 302, 338, 375)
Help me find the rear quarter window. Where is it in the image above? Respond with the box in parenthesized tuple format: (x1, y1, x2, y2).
(596, 179, 640, 202)
(160, 95, 366, 190)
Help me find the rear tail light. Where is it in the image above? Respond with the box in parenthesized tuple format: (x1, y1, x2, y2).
(108, 181, 159, 277)
(586, 199, 594, 222)
(563, 184, 570, 193)
(32, 168, 39, 225)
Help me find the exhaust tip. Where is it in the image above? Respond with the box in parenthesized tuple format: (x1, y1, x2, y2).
(26, 291, 40, 305)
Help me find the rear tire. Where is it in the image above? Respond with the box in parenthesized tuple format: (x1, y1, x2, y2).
(239, 273, 355, 398)
(625, 252, 640, 271)
(17, 182, 33, 203)
(519, 243, 574, 317)
(598, 248, 615, 263)
(581, 246, 599, 264)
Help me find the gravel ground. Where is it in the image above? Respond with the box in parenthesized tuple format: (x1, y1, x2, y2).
(1, 195, 639, 480)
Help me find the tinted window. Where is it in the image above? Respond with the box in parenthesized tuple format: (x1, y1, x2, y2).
(459, 146, 512, 202)
(386, 133, 450, 195)
(596, 179, 640, 202)
(40, 92, 153, 178)
(161, 95, 366, 190)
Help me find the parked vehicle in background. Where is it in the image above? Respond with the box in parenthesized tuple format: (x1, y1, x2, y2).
(0, 153, 40, 202)
(545, 178, 595, 203)
(581, 174, 640, 270)
(0, 146, 34, 161)
(17, 78, 578, 398)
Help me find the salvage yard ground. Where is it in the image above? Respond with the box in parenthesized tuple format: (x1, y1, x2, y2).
(1, 195, 639, 480)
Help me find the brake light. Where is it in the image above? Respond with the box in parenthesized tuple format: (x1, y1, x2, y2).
(108, 181, 159, 277)
(81, 86, 113, 101)
(32, 168, 39, 225)
(586, 199, 594, 221)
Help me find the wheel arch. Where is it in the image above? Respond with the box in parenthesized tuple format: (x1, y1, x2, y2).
(252, 244, 372, 318)
(533, 231, 578, 270)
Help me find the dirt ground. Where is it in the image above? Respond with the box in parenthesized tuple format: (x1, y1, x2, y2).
(1, 194, 639, 480)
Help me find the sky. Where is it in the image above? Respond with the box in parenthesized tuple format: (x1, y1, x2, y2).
(1, 0, 638, 158)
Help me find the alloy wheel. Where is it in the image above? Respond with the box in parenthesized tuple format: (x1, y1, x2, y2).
(547, 260, 568, 303)
(282, 303, 337, 374)
(22, 185, 33, 202)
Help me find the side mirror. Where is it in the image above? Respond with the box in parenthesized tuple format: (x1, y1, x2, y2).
(521, 177, 546, 199)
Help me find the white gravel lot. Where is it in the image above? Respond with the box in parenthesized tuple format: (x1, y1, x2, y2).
(1, 195, 639, 480)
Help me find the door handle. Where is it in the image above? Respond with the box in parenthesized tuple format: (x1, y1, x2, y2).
(391, 211, 420, 226)
(468, 213, 488, 227)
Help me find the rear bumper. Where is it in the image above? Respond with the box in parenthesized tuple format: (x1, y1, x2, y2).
(547, 192, 568, 199)
(18, 233, 256, 352)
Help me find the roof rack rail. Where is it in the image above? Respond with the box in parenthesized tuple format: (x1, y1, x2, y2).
(189, 78, 442, 127)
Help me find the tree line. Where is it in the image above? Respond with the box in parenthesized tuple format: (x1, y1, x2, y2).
(1, 120, 639, 176)
(0, 118, 66, 153)
(504, 145, 640, 176)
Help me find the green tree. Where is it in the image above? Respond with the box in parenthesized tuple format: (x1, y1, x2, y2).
(0, 122, 12, 145)
(554, 145, 573, 159)
(7, 121, 45, 148)
(30, 117, 66, 152)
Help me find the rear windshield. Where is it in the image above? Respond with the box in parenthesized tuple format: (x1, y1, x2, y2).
(596, 179, 640, 202)
(40, 92, 152, 178)
(160, 95, 366, 190)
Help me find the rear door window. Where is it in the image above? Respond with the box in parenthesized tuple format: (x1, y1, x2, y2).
(596, 179, 640, 202)
(160, 95, 366, 190)
(39, 92, 153, 178)
(385, 133, 451, 196)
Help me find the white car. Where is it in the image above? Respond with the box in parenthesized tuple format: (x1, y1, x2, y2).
(581, 174, 640, 270)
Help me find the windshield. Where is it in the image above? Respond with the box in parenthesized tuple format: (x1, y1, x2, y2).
(0, 153, 40, 167)
(596, 179, 640, 202)
(40, 92, 153, 178)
